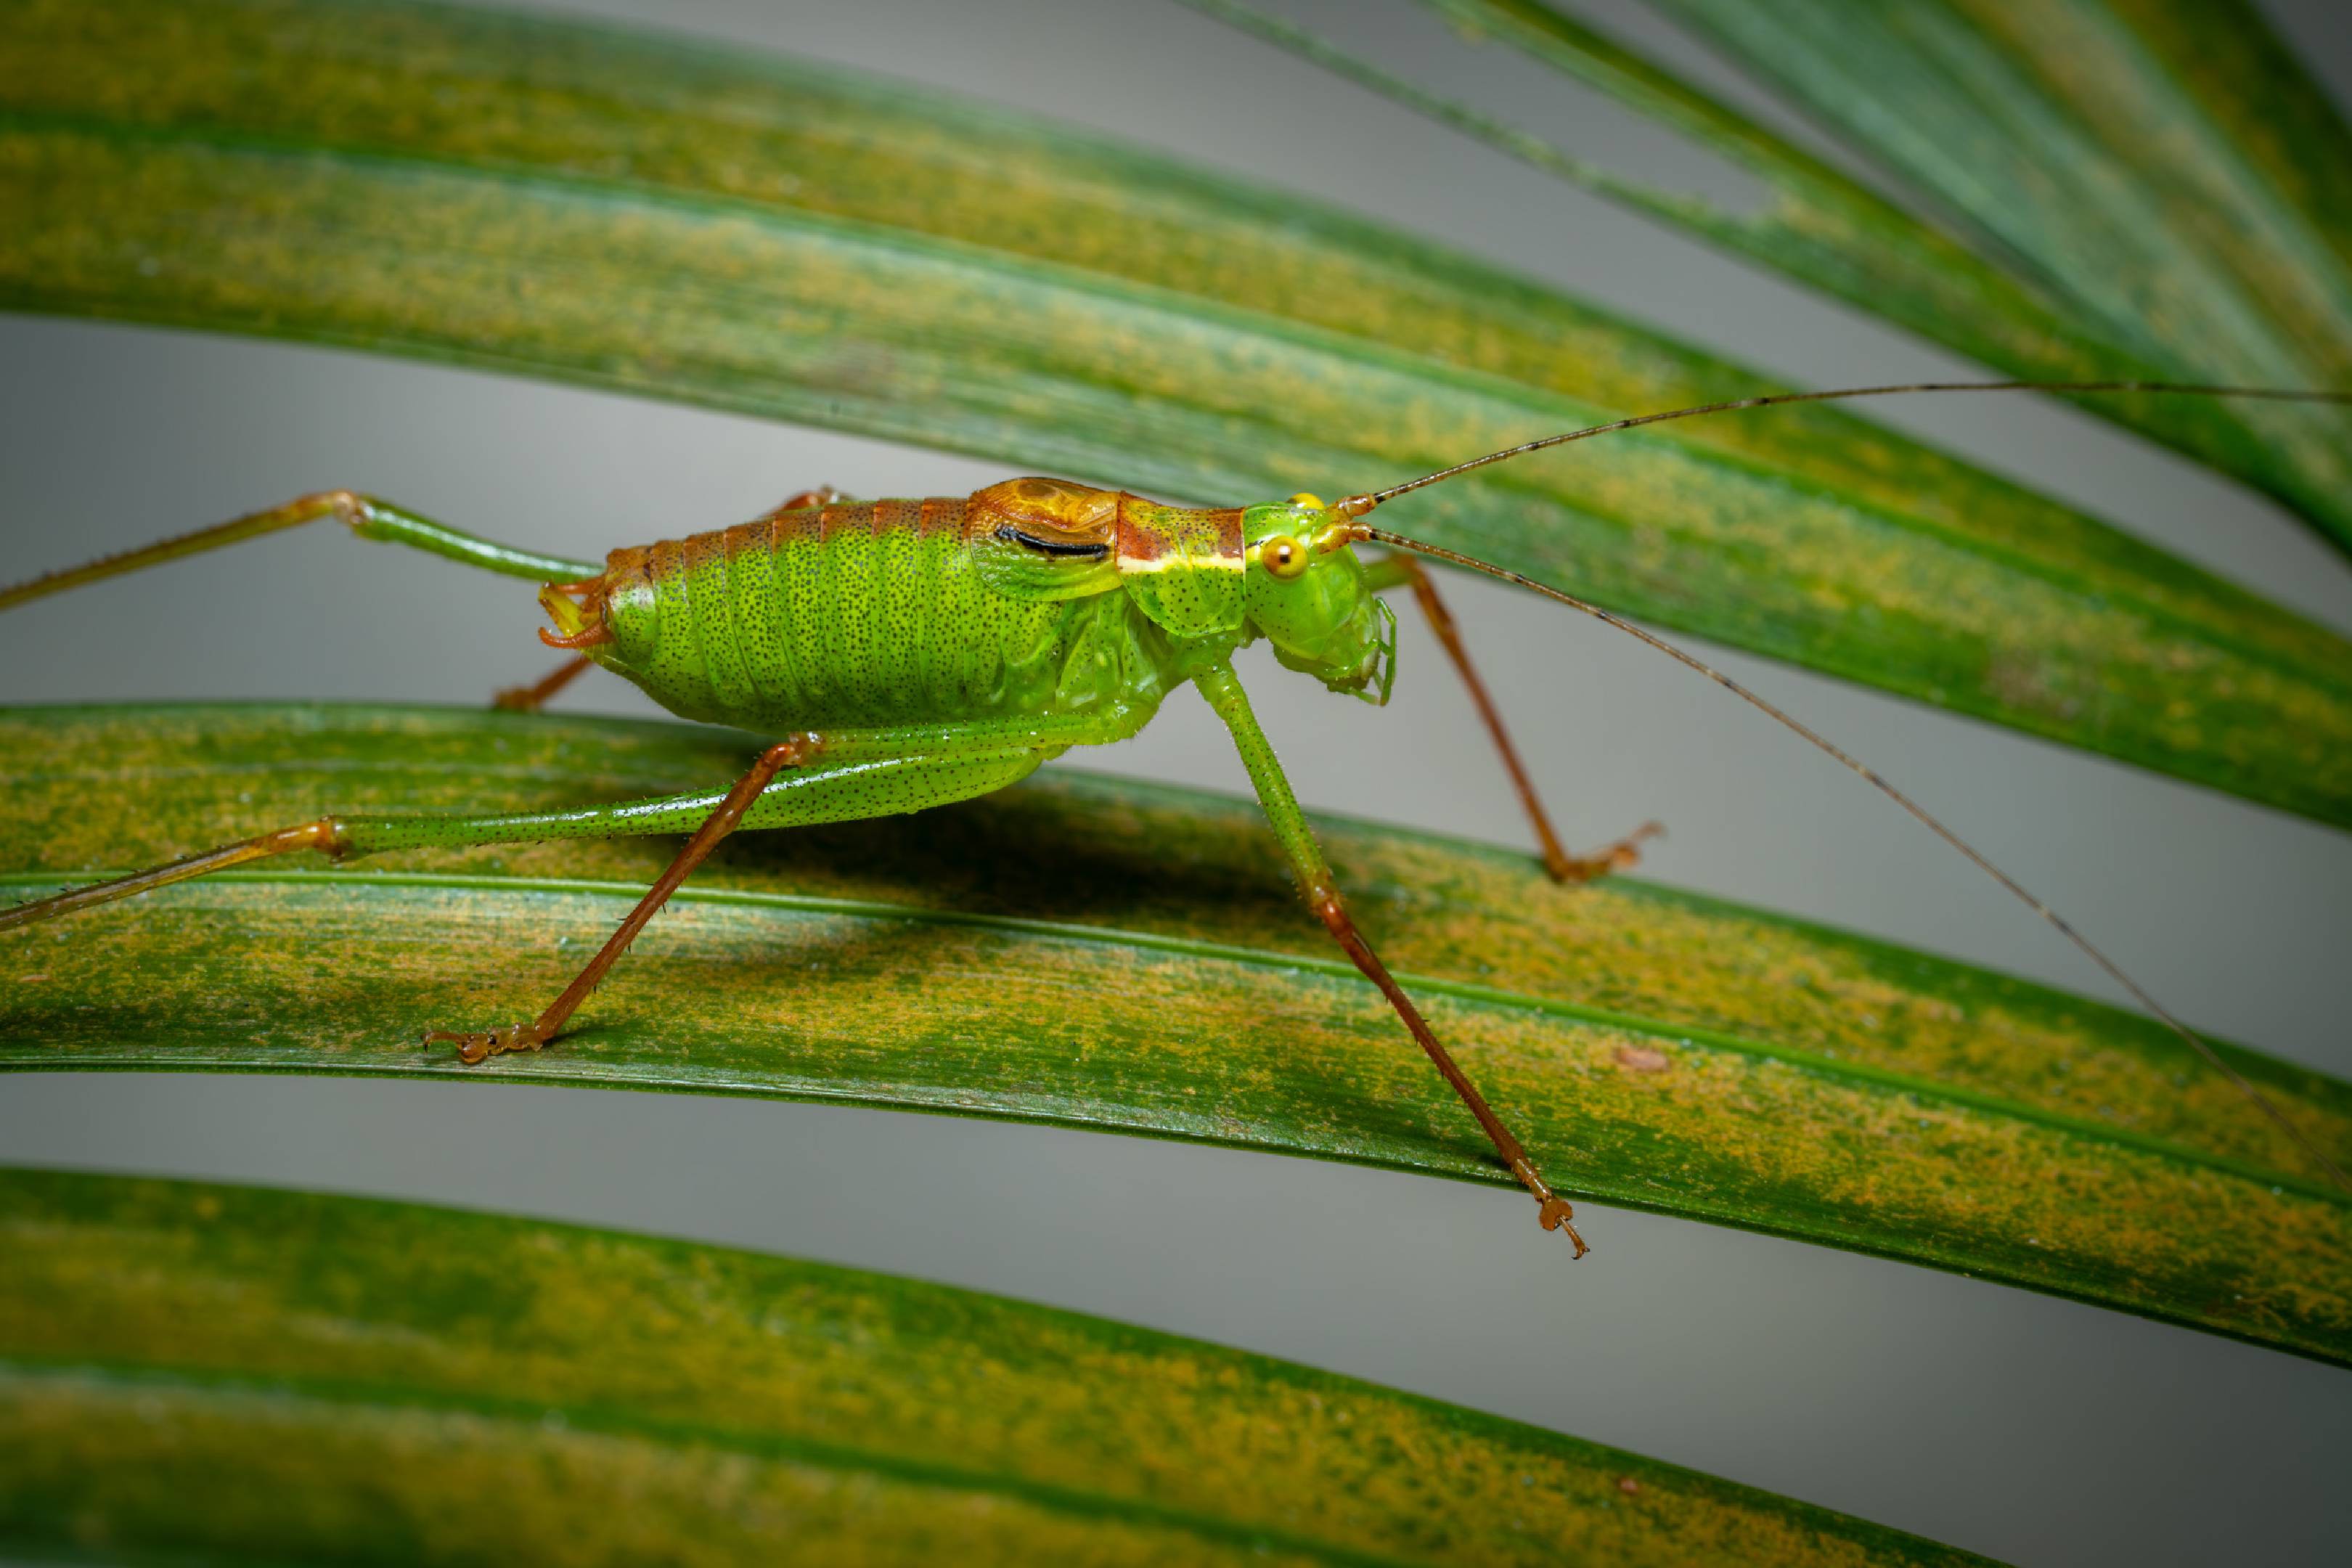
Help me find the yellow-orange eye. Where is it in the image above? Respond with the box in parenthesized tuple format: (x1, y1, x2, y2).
(1260, 534, 1310, 579)
(1288, 491, 1326, 511)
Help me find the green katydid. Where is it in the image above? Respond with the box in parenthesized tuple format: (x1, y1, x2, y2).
(6, 377, 2349, 1249)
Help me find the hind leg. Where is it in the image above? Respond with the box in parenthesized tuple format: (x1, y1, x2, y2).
(1, 708, 1153, 1053)
(0, 491, 600, 613)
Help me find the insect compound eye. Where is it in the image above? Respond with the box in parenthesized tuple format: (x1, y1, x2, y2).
(1288, 491, 1326, 512)
(1259, 534, 1310, 579)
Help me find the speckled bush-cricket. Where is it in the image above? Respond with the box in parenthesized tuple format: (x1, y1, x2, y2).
(7, 378, 2349, 1246)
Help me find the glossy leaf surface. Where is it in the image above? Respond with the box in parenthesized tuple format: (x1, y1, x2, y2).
(4, 0, 2352, 822)
(4, 705, 2347, 1364)
(0, 1167, 1993, 1567)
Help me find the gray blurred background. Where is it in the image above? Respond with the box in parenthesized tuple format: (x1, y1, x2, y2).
(2, 1, 2348, 1563)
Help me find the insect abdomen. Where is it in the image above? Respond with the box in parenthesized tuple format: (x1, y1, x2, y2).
(589, 497, 1123, 730)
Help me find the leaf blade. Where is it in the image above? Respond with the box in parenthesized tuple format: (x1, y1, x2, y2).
(0, 1167, 1994, 1568)
(1195, 0, 2352, 549)
(1649, 0, 2352, 541)
(4, 0, 2352, 821)
(4, 704, 2347, 1364)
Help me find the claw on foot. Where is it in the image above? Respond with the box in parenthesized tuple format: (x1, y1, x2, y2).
(1548, 820, 1665, 885)
(1538, 1194, 1589, 1257)
(425, 1021, 547, 1066)
(1511, 1156, 1591, 1257)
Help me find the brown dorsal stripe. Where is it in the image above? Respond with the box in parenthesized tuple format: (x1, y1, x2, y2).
(820, 499, 879, 545)
(719, 520, 766, 561)
(682, 528, 728, 579)
(769, 497, 825, 551)
(917, 495, 963, 539)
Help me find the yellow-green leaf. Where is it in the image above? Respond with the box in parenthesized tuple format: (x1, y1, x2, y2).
(0, 1167, 1995, 1567)
(4, 0, 2352, 823)
(4, 705, 2347, 1364)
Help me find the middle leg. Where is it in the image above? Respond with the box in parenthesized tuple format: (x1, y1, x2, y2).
(425, 734, 814, 1061)
(404, 710, 1150, 1058)
(419, 711, 1151, 1058)
(492, 653, 597, 712)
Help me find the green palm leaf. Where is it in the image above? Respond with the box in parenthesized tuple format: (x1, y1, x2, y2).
(1659, 0, 2352, 530)
(6, 705, 2346, 1364)
(0, 1166, 1993, 1566)
(5, 0, 2351, 823)
(1199, 0, 2352, 550)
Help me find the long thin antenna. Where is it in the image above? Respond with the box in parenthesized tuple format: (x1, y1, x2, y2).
(1349, 380, 2352, 510)
(1345, 520, 2352, 1195)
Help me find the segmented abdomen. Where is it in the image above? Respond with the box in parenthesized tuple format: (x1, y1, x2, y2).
(594, 497, 1080, 732)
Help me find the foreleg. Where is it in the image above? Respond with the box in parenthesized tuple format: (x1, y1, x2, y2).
(1364, 553, 1657, 883)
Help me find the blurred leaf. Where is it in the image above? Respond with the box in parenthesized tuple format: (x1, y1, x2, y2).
(4, 705, 2348, 1363)
(4, 0, 2352, 822)
(1651, 0, 2352, 541)
(0, 1167, 1996, 1567)
(1199, 0, 2352, 550)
